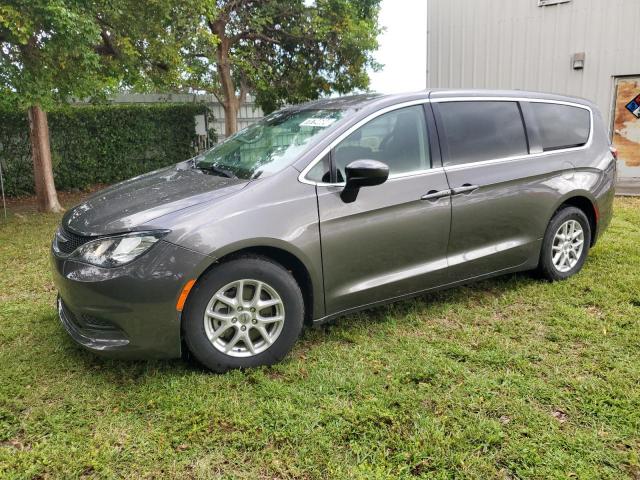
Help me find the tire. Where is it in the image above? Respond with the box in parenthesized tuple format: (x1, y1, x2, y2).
(182, 256, 304, 372)
(538, 206, 592, 281)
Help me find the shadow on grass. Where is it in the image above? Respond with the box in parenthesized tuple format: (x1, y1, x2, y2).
(49, 271, 537, 380)
(49, 323, 195, 380)
(315, 271, 536, 332)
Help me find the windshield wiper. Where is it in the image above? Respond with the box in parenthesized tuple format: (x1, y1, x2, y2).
(196, 164, 237, 179)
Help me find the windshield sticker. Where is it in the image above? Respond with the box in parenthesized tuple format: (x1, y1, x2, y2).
(300, 118, 337, 128)
(626, 93, 640, 119)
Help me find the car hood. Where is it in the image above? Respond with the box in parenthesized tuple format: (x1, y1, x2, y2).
(62, 162, 248, 236)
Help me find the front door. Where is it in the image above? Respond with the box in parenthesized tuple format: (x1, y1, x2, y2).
(315, 104, 451, 315)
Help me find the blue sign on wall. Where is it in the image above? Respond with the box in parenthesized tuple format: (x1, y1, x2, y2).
(626, 93, 640, 119)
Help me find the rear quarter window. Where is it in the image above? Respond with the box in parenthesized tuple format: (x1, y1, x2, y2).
(529, 102, 591, 151)
(437, 101, 529, 166)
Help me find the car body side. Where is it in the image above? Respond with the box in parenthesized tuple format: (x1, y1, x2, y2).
(52, 90, 616, 359)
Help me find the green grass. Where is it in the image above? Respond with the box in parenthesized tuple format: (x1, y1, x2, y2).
(1, 198, 639, 479)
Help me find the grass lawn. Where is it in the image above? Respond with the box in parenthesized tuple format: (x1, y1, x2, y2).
(1, 197, 639, 479)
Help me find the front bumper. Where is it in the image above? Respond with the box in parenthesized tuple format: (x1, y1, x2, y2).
(51, 240, 209, 359)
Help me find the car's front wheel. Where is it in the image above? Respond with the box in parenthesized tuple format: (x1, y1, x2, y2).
(538, 206, 592, 281)
(182, 256, 304, 372)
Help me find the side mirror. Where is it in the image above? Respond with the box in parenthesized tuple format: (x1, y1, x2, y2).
(341, 159, 389, 203)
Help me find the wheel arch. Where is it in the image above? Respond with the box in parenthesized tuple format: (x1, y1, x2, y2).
(550, 192, 598, 247)
(185, 241, 320, 326)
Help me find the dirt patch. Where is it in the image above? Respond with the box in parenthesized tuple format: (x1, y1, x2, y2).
(585, 305, 604, 319)
(1, 437, 31, 451)
(552, 409, 568, 423)
(3, 185, 106, 214)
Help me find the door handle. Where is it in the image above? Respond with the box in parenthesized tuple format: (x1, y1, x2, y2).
(421, 189, 451, 201)
(451, 184, 479, 195)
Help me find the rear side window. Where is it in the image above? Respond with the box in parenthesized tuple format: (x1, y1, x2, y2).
(530, 102, 590, 151)
(437, 101, 529, 166)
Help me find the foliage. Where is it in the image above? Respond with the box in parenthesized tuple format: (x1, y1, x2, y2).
(1, 197, 639, 478)
(0, 0, 382, 115)
(0, 0, 106, 110)
(0, 104, 209, 196)
(0, 0, 206, 210)
(0, 109, 30, 195)
(246, 0, 382, 112)
(183, 0, 382, 116)
(0, 0, 198, 110)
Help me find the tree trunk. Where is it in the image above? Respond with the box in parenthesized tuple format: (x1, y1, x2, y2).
(223, 101, 238, 137)
(212, 20, 240, 137)
(27, 105, 63, 213)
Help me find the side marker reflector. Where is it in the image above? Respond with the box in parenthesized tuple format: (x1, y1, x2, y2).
(176, 279, 196, 312)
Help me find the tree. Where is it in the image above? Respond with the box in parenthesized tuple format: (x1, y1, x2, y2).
(0, 1, 193, 211)
(0, 0, 380, 210)
(183, 0, 381, 136)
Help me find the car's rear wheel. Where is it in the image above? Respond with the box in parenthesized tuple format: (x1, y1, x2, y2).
(183, 256, 304, 372)
(538, 206, 591, 281)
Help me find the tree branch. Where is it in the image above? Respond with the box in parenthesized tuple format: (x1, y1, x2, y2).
(238, 78, 248, 107)
(151, 60, 170, 72)
(95, 29, 119, 57)
(210, 89, 224, 105)
(221, 0, 257, 17)
(263, 27, 311, 44)
(231, 31, 280, 45)
(95, 15, 116, 31)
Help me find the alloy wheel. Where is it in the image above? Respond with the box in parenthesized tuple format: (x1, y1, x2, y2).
(203, 279, 285, 357)
(551, 219, 585, 273)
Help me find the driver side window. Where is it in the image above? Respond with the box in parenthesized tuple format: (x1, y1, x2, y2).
(333, 105, 430, 182)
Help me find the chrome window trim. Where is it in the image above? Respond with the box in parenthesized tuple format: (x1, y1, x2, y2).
(298, 99, 431, 186)
(430, 96, 592, 110)
(309, 167, 446, 188)
(299, 96, 594, 186)
(444, 147, 587, 172)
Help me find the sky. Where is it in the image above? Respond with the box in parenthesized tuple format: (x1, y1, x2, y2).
(368, 0, 428, 94)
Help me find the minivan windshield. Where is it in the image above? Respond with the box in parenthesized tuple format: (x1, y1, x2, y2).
(194, 108, 347, 180)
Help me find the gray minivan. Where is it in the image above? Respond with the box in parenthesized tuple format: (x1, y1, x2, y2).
(51, 90, 616, 372)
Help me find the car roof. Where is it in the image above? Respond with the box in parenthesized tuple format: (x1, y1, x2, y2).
(291, 93, 385, 110)
(289, 89, 594, 112)
(428, 88, 594, 107)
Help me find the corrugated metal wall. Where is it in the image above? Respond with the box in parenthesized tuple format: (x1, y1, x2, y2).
(427, 0, 640, 131)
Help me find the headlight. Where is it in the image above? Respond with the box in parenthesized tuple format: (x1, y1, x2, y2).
(69, 231, 169, 268)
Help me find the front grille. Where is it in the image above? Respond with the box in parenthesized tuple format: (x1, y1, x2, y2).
(55, 228, 93, 255)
